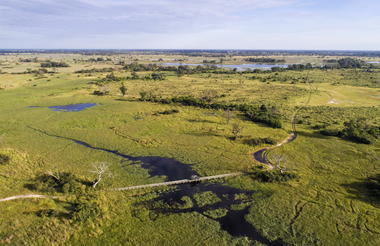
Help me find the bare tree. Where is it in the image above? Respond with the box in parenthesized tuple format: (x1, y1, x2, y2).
(224, 109, 234, 125)
(46, 164, 62, 181)
(90, 162, 111, 188)
(201, 89, 218, 103)
(46, 170, 61, 181)
(271, 154, 286, 173)
(231, 123, 244, 140)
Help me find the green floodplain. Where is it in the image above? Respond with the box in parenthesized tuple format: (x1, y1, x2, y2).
(0, 51, 379, 245)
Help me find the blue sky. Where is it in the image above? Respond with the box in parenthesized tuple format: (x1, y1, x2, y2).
(0, 0, 379, 50)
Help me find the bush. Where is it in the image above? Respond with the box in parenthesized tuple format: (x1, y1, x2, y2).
(250, 167, 297, 183)
(244, 138, 276, 146)
(71, 195, 103, 223)
(27, 172, 89, 194)
(93, 90, 109, 96)
(341, 119, 378, 144)
(151, 72, 166, 80)
(245, 105, 282, 128)
(154, 109, 179, 115)
(0, 154, 10, 165)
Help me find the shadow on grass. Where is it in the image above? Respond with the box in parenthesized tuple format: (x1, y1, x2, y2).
(187, 118, 219, 124)
(114, 98, 135, 102)
(185, 131, 224, 137)
(296, 130, 332, 140)
(342, 174, 380, 207)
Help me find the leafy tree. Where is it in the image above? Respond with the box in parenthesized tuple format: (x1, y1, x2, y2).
(119, 83, 127, 97)
(341, 119, 378, 144)
(231, 123, 244, 140)
(151, 72, 165, 80)
(0, 154, 10, 165)
(131, 71, 139, 80)
(337, 58, 365, 68)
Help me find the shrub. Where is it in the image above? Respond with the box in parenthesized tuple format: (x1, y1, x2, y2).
(250, 167, 297, 183)
(341, 119, 378, 144)
(244, 138, 276, 146)
(0, 154, 10, 165)
(155, 109, 179, 115)
(71, 195, 103, 223)
(245, 105, 282, 128)
(93, 90, 109, 96)
(27, 172, 89, 194)
(151, 72, 166, 80)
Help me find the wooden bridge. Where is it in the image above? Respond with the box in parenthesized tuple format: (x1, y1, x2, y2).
(113, 172, 243, 191)
(0, 173, 243, 203)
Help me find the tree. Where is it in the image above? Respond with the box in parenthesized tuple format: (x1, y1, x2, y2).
(231, 123, 244, 140)
(119, 82, 127, 97)
(271, 154, 286, 173)
(151, 72, 165, 80)
(224, 109, 234, 125)
(337, 58, 365, 68)
(131, 71, 139, 80)
(105, 72, 118, 81)
(341, 119, 373, 144)
(90, 162, 111, 189)
(201, 89, 218, 103)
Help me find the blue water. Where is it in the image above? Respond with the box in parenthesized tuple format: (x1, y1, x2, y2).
(160, 62, 288, 71)
(368, 61, 380, 64)
(48, 103, 97, 112)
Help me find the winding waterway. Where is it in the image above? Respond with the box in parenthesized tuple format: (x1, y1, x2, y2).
(29, 126, 284, 245)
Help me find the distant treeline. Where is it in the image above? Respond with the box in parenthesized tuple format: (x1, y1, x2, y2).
(123, 62, 218, 74)
(40, 61, 69, 67)
(270, 58, 375, 72)
(75, 67, 115, 73)
(84, 57, 112, 62)
(19, 58, 38, 63)
(1, 49, 380, 57)
(244, 58, 286, 63)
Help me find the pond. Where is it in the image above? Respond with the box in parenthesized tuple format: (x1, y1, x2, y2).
(48, 103, 97, 112)
(160, 62, 289, 71)
(28, 103, 97, 112)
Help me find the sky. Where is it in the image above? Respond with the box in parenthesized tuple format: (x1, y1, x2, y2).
(0, 0, 379, 50)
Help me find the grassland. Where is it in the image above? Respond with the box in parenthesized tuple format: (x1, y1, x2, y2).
(0, 53, 379, 245)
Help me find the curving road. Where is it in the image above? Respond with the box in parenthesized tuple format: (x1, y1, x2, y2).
(253, 78, 314, 169)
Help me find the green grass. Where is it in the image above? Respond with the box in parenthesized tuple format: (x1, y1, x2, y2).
(0, 54, 379, 245)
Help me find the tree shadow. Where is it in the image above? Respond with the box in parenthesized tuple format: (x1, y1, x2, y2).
(296, 130, 332, 140)
(114, 98, 135, 102)
(187, 118, 219, 124)
(342, 174, 380, 208)
(185, 131, 223, 137)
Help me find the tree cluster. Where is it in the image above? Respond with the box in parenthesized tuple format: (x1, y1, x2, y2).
(245, 58, 285, 63)
(40, 61, 69, 68)
(138, 94, 283, 128)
